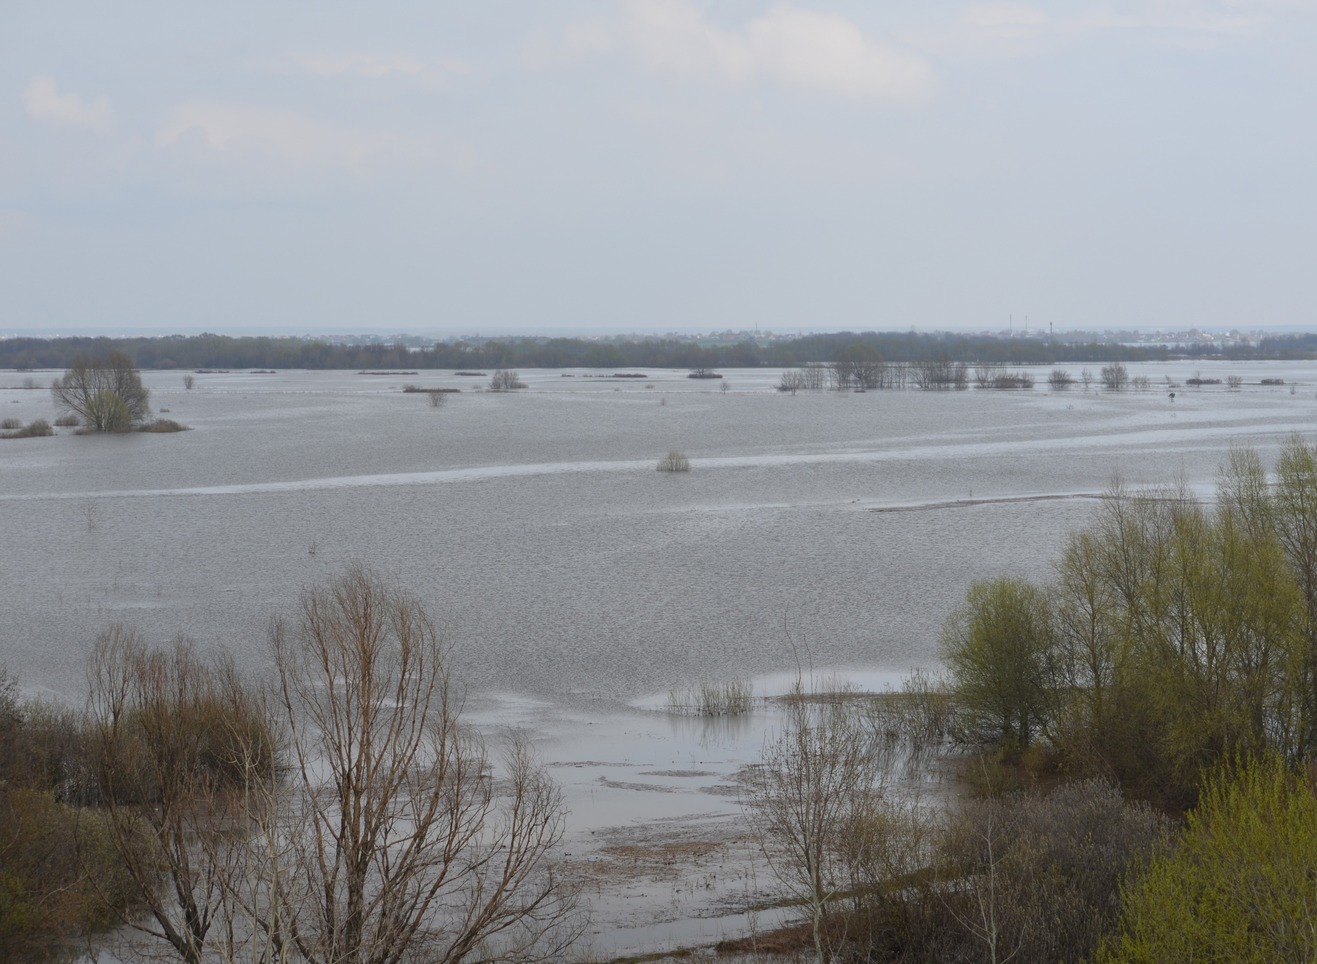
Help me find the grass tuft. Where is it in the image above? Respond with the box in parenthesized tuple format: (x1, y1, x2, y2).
(668, 679, 753, 716)
(656, 451, 691, 472)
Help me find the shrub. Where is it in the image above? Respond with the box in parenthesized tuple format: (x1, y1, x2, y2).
(0, 789, 143, 957)
(0, 418, 20, 429)
(1100, 364, 1129, 392)
(656, 451, 690, 472)
(137, 419, 188, 433)
(921, 779, 1173, 964)
(1048, 369, 1074, 390)
(779, 370, 809, 394)
(1, 420, 54, 440)
(1099, 755, 1317, 963)
(489, 369, 527, 391)
(53, 414, 79, 427)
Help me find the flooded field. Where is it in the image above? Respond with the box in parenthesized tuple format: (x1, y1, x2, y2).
(3, 361, 1316, 956)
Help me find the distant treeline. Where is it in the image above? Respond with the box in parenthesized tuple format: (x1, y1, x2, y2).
(3, 330, 1316, 371)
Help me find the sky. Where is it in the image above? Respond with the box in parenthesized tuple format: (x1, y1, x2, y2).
(3, 1, 1316, 337)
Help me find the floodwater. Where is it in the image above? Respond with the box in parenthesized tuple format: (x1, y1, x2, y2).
(2, 361, 1315, 957)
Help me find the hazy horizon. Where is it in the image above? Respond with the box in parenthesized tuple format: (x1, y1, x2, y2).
(6, 2, 1317, 336)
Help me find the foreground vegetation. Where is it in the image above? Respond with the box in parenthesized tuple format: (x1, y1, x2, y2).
(0, 568, 579, 964)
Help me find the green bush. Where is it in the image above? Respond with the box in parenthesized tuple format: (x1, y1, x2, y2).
(1099, 755, 1317, 963)
(0, 789, 142, 957)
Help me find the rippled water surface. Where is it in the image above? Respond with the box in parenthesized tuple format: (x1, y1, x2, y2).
(4, 362, 1317, 705)
(7, 361, 1317, 957)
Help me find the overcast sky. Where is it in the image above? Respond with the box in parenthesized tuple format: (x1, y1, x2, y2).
(4, 1, 1316, 337)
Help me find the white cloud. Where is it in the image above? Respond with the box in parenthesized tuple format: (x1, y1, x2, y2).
(571, 1, 933, 103)
(286, 52, 471, 87)
(155, 101, 408, 176)
(21, 76, 116, 133)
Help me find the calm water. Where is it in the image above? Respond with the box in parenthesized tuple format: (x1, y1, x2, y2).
(3, 362, 1316, 707)
(7, 361, 1317, 956)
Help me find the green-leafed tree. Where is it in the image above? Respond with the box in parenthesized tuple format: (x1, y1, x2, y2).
(940, 577, 1058, 752)
(1099, 755, 1317, 964)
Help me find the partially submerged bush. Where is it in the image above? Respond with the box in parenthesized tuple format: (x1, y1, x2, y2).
(0, 417, 20, 429)
(1, 420, 53, 439)
(54, 413, 79, 427)
(489, 369, 527, 391)
(657, 451, 691, 472)
(137, 419, 188, 433)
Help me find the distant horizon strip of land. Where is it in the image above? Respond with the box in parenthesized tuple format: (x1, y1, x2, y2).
(5, 329, 1317, 372)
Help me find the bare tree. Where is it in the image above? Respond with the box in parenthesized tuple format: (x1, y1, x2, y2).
(51, 350, 151, 431)
(779, 370, 808, 395)
(1100, 364, 1129, 392)
(743, 690, 891, 963)
(264, 566, 579, 964)
(488, 370, 527, 392)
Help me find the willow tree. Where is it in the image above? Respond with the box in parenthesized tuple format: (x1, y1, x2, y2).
(940, 577, 1059, 752)
(51, 350, 150, 431)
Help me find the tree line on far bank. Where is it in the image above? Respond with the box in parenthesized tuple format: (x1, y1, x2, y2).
(12, 331, 1317, 376)
(14, 329, 1313, 374)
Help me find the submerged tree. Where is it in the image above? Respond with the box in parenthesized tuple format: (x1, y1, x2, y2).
(51, 350, 151, 431)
